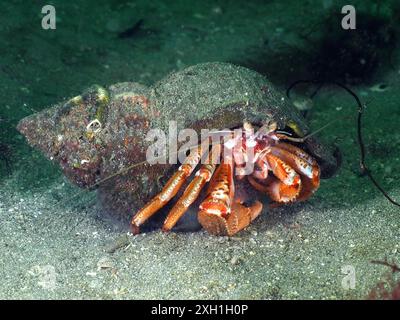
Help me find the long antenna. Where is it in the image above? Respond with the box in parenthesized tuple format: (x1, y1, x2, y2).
(276, 116, 350, 143)
(288, 79, 400, 207)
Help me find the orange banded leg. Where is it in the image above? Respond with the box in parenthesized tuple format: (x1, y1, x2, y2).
(266, 154, 302, 203)
(198, 159, 262, 236)
(271, 143, 320, 201)
(249, 153, 302, 203)
(131, 146, 204, 234)
(198, 200, 263, 236)
(271, 143, 318, 181)
(199, 158, 235, 217)
(273, 142, 316, 166)
(162, 145, 221, 232)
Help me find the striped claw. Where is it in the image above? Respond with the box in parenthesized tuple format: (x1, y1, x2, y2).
(270, 142, 320, 201)
(248, 141, 320, 204)
(198, 200, 262, 236)
(197, 159, 262, 236)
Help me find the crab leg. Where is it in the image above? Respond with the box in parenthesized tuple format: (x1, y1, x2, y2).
(248, 142, 320, 203)
(162, 145, 221, 232)
(249, 153, 302, 203)
(266, 154, 302, 203)
(198, 157, 262, 236)
(131, 146, 205, 234)
(270, 143, 320, 201)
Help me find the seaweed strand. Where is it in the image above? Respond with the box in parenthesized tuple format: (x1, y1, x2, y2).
(287, 79, 400, 207)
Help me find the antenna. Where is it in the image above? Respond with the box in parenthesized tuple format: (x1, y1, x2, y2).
(288, 79, 400, 207)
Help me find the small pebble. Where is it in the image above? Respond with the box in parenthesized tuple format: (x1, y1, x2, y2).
(230, 256, 240, 265)
(212, 6, 222, 14)
(97, 256, 114, 270)
(370, 83, 389, 92)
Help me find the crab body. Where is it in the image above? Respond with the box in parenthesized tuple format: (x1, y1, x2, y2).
(17, 62, 339, 233)
(131, 119, 321, 236)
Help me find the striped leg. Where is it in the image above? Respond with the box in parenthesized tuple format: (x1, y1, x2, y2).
(248, 153, 302, 203)
(198, 157, 262, 236)
(248, 142, 320, 203)
(162, 144, 221, 232)
(270, 142, 320, 201)
(131, 146, 205, 234)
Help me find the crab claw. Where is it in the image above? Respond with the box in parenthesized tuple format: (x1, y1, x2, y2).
(248, 141, 320, 204)
(198, 200, 263, 236)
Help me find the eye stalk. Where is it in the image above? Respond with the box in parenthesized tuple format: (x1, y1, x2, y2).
(286, 119, 304, 138)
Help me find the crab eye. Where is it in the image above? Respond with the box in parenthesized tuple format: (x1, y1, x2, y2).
(286, 120, 304, 138)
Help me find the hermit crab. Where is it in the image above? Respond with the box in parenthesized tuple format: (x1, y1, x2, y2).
(17, 62, 340, 235)
(131, 121, 321, 236)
